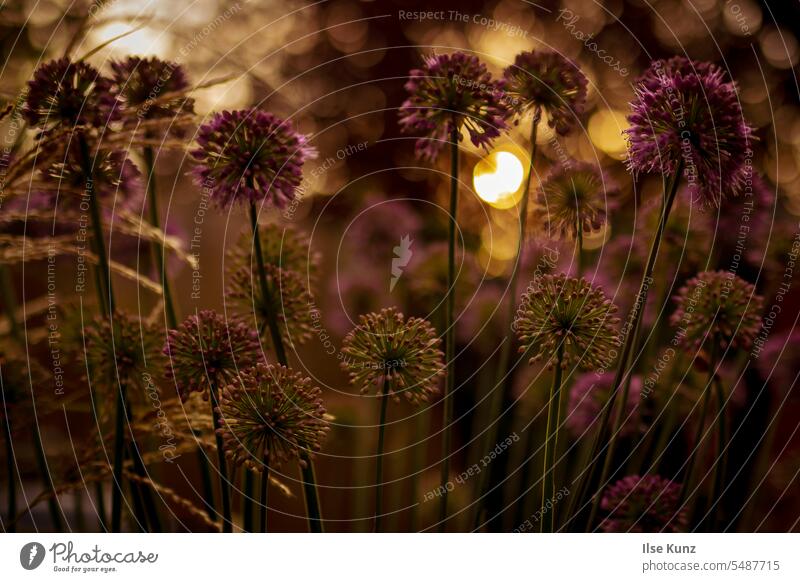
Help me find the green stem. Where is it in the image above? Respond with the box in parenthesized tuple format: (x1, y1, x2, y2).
(78, 136, 115, 315)
(243, 468, 255, 532)
(410, 407, 427, 532)
(209, 380, 232, 532)
(580, 162, 684, 531)
(260, 460, 269, 533)
(678, 376, 711, 507)
(196, 446, 216, 521)
(142, 146, 178, 329)
(575, 218, 583, 279)
(300, 457, 323, 532)
(249, 201, 323, 532)
(110, 379, 126, 532)
(78, 135, 130, 534)
(375, 380, 390, 532)
(439, 125, 460, 531)
(709, 365, 728, 528)
(124, 385, 161, 532)
(472, 111, 540, 529)
(249, 203, 287, 364)
(541, 345, 564, 533)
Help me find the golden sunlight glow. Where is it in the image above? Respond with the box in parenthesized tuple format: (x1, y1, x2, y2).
(87, 23, 170, 58)
(588, 110, 630, 160)
(473, 151, 525, 209)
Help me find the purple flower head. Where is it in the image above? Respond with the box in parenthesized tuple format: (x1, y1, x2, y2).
(86, 310, 164, 393)
(226, 263, 315, 350)
(216, 362, 329, 470)
(398, 52, 511, 161)
(503, 50, 587, 134)
(340, 307, 445, 405)
(670, 270, 763, 351)
(191, 109, 316, 209)
(625, 57, 754, 207)
(42, 141, 141, 201)
(532, 160, 616, 240)
(514, 274, 620, 370)
(24, 58, 120, 136)
(110, 56, 194, 133)
(567, 371, 644, 438)
(163, 310, 261, 401)
(600, 474, 688, 532)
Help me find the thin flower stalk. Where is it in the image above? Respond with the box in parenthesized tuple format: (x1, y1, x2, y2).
(541, 344, 565, 532)
(439, 124, 459, 529)
(580, 162, 684, 531)
(473, 110, 540, 528)
(375, 379, 390, 532)
(247, 203, 323, 533)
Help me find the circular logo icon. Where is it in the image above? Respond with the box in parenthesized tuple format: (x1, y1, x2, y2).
(20, 542, 46, 570)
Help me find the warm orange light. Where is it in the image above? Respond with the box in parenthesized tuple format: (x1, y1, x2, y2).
(473, 151, 525, 209)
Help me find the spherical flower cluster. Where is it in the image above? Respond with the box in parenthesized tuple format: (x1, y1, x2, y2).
(532, 161, 615, 240)
(228, 223, 320, 281)
(110, 56, 194, 132)
(341, 307, 445, 405)
(514, 274, 620, 370)
(398, 52, 511, 161)
(670, 271, 763, 351)
(86, 310, 165, 392)
(43, 144, 141, 200)
(625, 57, 753, 207)
(163, 310, 260, 400)
(191, 109, 316, 209)
(503, 50, 587, 134)
(24, 58, 119, 135)
(600, 474, 688, 532)
(216, 363, 329, 470)
(226, 264, 314, 349)
(567, 372, 644, 438)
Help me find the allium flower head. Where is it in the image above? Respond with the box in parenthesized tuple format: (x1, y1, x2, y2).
(226, 264, 314, 349)
(625, 57, 753, 207)
(600, 474, 687, 532)
(43, 144, 140, 200)
(191, 109, 316, 209)
(503, 50, 587, 134)
(567, 372, 643, 438)
(164, 310, 260, 400)
(398, 52, 511, 160)
(110, 56, 194, 132)
(670, 271, 763, 350)
(532, 161, 615, 240)
(24, 58, 119, 135)
(341, 307, 445, 405)
(514, 274, 620, 369)
(216, 362, 329, 469)
(86, 310, 164, 391)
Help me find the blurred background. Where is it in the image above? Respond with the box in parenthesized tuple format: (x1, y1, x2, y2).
(1, 0, 799, 532)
